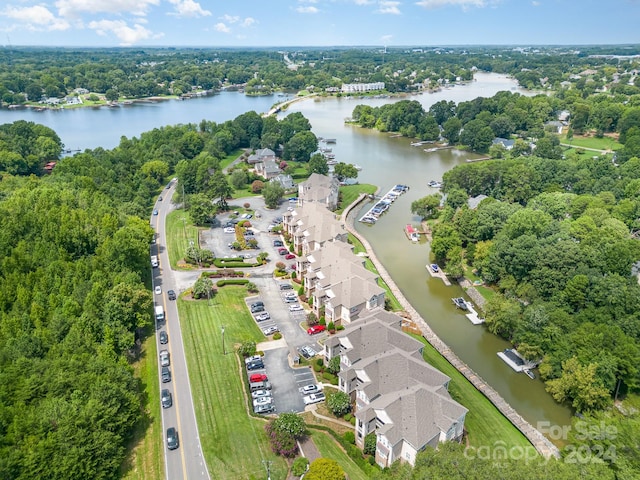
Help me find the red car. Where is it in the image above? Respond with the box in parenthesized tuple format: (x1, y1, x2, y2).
(307, 325, 326, 335)
(285, 253, 296, 260)
(250, 373, 268, 383)
(278, 248, 288, 255)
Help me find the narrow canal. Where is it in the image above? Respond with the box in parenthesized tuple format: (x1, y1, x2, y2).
(282, 73, 574, 441)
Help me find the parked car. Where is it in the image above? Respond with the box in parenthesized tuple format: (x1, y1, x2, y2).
(298, 345, 317, 358)
(224, 227, 235, 233)
(250, 304, 265, 314)
(279, 283, 293, 290)
(244, 230, 254, 236)
(307, 325, 326, 335)
(154, 285, 162, 295)
(249, 380, 272, 392)
(278, 248, 288, 255)
(284, 295, 298, 303)
(159, 349, 170, 367)
(245, 355, 263, 364)
(161, 389, 172, 408)
(158, 196, 163, 201)
(253, 396, 273, 407)
(161, 366, 171, 383)
(247, 360, 264, 371)
(249, 373, 268, 383)
(303, 393, 326, 405)
(273, 240, 284, 247)
(285, 253, 296, 260)
(255, 312, 271, 322)
(263, 326, 279, 335)
(250, 301, 264, 308)
(167, 289, 176, 300)
(251, 389, 273, 399)
(159, 330, 168, 344)
(166, 427, 179, 450)
(299, 384, 322, 395)
(289, 304, 303, 312)
(254, 403, 275, 414)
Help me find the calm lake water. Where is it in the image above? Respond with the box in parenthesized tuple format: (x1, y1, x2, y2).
(1, 73, 572, 440)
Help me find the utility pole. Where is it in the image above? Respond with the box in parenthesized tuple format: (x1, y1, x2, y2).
(262, 460, 272, 480)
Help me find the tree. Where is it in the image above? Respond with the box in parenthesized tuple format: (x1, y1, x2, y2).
(305, 458, 345, 480)
(308, 153, 329, 175)
(364, 433, 377, 455)
(251, 180, 264, 193)
(327, 356, 341, 375)
(237, 341, 256, 357)
(188, 193, 216, 226)
(333, 162, 358, 182)
(546, 357, 611, 412)
(230, 169, 248, 190)
(443, 117, 462, 143)
(210, 171, 233, 208)
(326, 391, 351, 417)
(105, 89, 119, 102)
(262, 181, 285, 209)
(192, 277, 214, 299)
(411, 193, 441, 219)
(283, 130, 318, 162)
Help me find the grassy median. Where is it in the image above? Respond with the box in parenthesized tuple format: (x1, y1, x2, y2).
(178, 287, 289, 480)
(165, 210, 200, 269)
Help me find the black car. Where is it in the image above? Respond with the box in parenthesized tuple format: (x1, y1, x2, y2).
(159, 330, 168, 344)
(247, 360, 264, 371)
(161, 366, 171, 383)
(161, 389, 172, 408)
(273, 240, 284, 247)
(250, 305, 265, 314)
(167, 289, 176, 300)
(166, 427, 179, 450)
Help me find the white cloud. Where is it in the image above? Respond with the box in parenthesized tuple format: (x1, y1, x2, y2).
(168, 0, 211, 18)
(381, 34, 393, 42)
(377, 1, 401, 14)
(415, 0, 492, 8)
(56, 0, 160, 18)
(214, 22, 231, 33)
(299, 0, 319, 3)
(88, 19, 156, 45)
(296, 6, 319, 13)
(221, 14, 240, 23)
(532, 1, 540, 5)
(354, 0, 374, 4)
(1, 5, 70, 31)
(241, 17, 256, 27)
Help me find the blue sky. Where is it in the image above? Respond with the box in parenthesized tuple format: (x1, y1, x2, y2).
(0, 0, 638, 47)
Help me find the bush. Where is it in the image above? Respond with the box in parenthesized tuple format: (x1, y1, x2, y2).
(343, 431, 355, 444)
(243, 202, 250, 209)
(265, 420, 298, 458)
(291, 271, 297, 279)
(368, 455, 376, 465)
(313, 363, 323, 373)
(291, 457, 309, 476)
(322, 372, 339, 385)
(364, 433, 376, 456)
(327, 391, 351, 417)
(238, 341, 256, 357)
(327, 321, 335, 331)
(273, 332, 282, 340)
(319, 317, 326, 326)
(216, 279, 249, 287)
(251, 180, 264, 193)
(350, 416, 356, 426)
(336, 325, 345, 331)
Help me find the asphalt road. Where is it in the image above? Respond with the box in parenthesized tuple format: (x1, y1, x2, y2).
(152, 180, 210, 480)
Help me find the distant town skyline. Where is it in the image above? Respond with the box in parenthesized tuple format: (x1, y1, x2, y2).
(0, 0, 638, 47)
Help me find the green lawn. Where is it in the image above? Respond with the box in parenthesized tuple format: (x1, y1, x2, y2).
(165, 210, 200, 269)
(121, 331, 164, 480)
(411, 335, 533, 450)
(311, 432, 369, 480)
(179, 287, 288, 480)
(347, 233, 403, 312)
(562, 147, 606, 159)
(560, 134, 622, 151)
(220, 149, 244, 170)
(475, 285, 496, 301)
(335, 184, 377, 214)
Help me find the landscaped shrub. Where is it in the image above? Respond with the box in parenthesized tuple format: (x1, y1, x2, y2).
(216, 279, 249, 287)
(243, 202, 250, 209)
(251, 180, 264, 193)
(327, 321, 335, 332)
(291, 457, 309, 476)
(291, 271, 297, 279)
(364, 433, 376, 456)
(313, 363, 323, 373)
(327, 356, 341, 375)
(273, 332, 282, 340)
(316, 358, 324, 368)
(336, 325, 345, 331)
(322, 372, 339, 385)
(327, 391, 351, 417)
(343, 431, 355, 444)
(238, 341, 256, 357)
(319, 317, 326, 326)
(265, 421, 298, 458)
(247, 282, 258, 293)
(212, 260, 249, 268)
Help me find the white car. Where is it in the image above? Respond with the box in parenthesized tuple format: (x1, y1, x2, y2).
(251, 389, 273, 399)
(303, 393, 325, 405)
(159, 349, 170, 367)
(224, 227, 235, 233)
(255, 312, 271, 322)
(289, 304, 303, 312)
(154, 286, 162, 295)
(263, 326, 279, 336)
(299, 384, 321, 395)
(253, 396, 274, 407)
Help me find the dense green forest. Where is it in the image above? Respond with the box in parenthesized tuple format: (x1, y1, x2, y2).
(0, 45, 638, 104)
(0, 110, 317, 479)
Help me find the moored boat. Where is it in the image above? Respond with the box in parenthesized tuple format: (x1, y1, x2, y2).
(405, 224, 419, 242)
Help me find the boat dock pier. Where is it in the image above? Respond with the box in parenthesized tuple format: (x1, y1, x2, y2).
(358, 184, 409, 224)
(342, 193, 560, 460)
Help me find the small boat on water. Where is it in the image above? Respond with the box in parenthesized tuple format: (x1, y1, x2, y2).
(324, 138, 337, 144)
(405, 224, 420, 242)
(326, 159, 338, 165)
(524, 369, 536, 380)
(353, 164, 362, 171)
(452, 297, 469, 310)
(424, 147, 438, 153)
(428, 180, 442, 188)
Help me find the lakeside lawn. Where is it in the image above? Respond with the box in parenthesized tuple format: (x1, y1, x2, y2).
(335, 183, 377, 215)
(311, 431, 369, 480)
(411, 335, 533, 450)
(121, 329, 164, 480)
(179, 287, 288, 480)
(165, 210, 200, 269)
(347, 233, 403, 312)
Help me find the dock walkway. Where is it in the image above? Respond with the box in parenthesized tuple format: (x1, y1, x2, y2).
(341, 194, 560, 459)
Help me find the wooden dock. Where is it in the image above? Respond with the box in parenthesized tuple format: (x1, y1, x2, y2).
(426, 264, 451, 286)
(341, 194, 560, 460)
